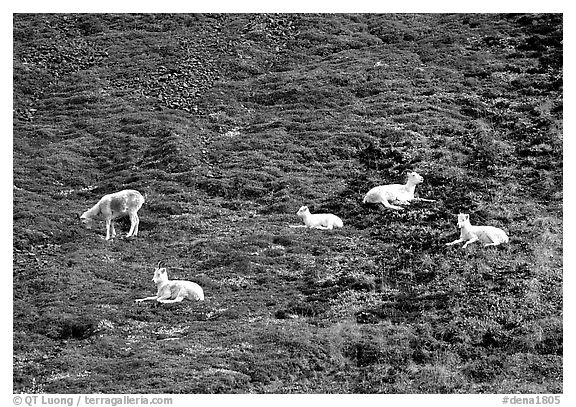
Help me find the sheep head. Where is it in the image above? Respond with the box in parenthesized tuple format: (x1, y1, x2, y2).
(297, 206, 310, 216)
(79, 211, 96, 229)
(407, 171, 424, 185)
(152, 263, 168, 285)
(457, 213, 470, 228)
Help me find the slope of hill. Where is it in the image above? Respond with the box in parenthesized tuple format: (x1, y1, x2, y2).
(13, 13, 562, 393)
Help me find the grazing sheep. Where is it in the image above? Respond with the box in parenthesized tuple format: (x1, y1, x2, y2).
(446, 213, 509, 249)
(363, 171, 434, 210)
(135, 262, 204, 304)
(80, 189, 144, 240)
(293, 205, 344, 230)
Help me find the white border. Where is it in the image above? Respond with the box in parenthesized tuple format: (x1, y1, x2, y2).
(4, 4, 572, 405)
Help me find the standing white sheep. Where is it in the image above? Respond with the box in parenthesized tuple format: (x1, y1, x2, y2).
(363, 171, 435, 210)
(135, 262, 204, 304)
(80, 189, 144, 240)
(446, 213, 509, 249)
(293, 205, 344, 230)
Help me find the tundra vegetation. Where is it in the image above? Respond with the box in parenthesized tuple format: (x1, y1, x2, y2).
(13, 14, 562, 393)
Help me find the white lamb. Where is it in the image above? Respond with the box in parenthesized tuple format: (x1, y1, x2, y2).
(446, 213, 509, 249)
(294, 205, 344, 230)
(80, 189, 144, 240)
(135, 262, 204, 304)
(363, 171, 434, 210)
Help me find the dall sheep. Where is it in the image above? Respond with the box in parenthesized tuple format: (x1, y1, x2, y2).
(80, 189, 144, 240)
(135, 262, 204, 304)
(294, 205, 344, 230)
(363, 171, 434, 210)
(446, 213, 509, 249)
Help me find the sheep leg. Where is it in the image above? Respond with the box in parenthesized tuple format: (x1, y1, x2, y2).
(313, 225, 331, 230)
(446, 238, 464, 246)
(484, 242, 500, 247)
(380, 199, 404, 210)
(132, 214, 139, 236)
(151, 291, 174, 302)
(105, 219, 113, 240)
(462, 236, 479, 249)
(110, 222, 116, 238)
(135, 296, 158, 303)
(483, 232, 505, 247)
(415, 198, 436, 202)
(127, 213, 137, 237)
(158, 296, 185, 304)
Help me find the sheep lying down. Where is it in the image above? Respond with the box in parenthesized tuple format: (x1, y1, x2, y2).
(135, 263, 204, 304)
(292, 205, 344, 230)
(446, 213, 509, 249)
(363, 171, 435, 210)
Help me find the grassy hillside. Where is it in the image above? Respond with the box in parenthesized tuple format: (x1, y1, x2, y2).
(13, 13, 562, 393)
